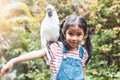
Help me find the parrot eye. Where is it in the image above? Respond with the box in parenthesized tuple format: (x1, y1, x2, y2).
(47, 9, 52, 17)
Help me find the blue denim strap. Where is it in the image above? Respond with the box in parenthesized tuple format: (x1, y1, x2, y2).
(62, 45, 67, 53)
(79, 45, 84, 58)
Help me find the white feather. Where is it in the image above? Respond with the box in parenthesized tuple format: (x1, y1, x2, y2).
(40, 4, 60, 48)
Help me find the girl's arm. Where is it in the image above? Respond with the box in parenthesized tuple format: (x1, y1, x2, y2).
(12, 50, 46, 63)
(83, 66, 87, 80)
(0, 49, 46, 77)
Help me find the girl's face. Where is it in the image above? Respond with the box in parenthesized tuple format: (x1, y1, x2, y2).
(64, 25, 85, 50)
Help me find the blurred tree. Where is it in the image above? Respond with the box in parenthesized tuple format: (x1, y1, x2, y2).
(85, 0, 120, 80)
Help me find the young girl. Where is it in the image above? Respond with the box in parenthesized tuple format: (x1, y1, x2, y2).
(0, 14, 92, 80)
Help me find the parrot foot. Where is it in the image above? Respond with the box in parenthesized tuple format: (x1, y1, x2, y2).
(47, 41, 54, 48)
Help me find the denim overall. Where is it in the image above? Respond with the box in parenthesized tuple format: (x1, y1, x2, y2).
(56, 45, 85, 80)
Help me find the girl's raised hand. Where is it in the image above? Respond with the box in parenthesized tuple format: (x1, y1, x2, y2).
(0, 59, 14, 77)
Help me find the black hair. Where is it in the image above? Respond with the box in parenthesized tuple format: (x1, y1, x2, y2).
(58, 14, 92, 64)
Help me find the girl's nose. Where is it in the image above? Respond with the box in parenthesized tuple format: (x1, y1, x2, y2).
(71, 36, 77, 41)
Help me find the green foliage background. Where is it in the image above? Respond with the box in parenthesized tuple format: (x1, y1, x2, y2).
(0, 0, 120, 80)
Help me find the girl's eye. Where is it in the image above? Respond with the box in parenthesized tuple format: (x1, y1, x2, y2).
(68, 32, 73, 35)
(77, 33, 82, 36)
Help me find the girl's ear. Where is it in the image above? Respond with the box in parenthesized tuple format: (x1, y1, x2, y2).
(83, 35, 86, 39)
(84, 35, 87, 41)
(63, 33, 66, 38)
(81, 35, 86, 45)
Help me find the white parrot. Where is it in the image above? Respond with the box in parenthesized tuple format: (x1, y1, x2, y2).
(40, 4, 60, 49)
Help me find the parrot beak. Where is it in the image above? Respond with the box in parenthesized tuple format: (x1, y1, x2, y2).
(47, 9, 52, 17)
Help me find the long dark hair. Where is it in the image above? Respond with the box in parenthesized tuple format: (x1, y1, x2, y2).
(58, 14, 92, 64)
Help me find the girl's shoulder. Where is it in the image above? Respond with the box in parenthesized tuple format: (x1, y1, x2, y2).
(50, 41, 63, 49)
(50, 41, 63, 46)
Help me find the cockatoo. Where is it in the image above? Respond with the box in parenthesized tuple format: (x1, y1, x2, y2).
(40, 4, 60, 48)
